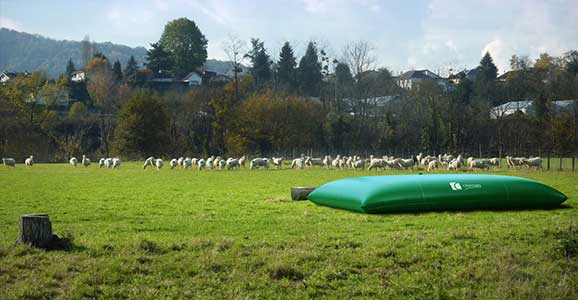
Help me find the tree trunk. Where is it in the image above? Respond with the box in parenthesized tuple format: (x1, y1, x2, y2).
(18, 214, 52, 247)
(291, 187, 317, 201)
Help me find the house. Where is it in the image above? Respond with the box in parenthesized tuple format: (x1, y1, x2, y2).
(0, 71, 29, 84)
(490, 100, 533, 119)
(397, 69, 447, 90)
(147, 71, 203, 91)
(448, 67, 480, 85)
(490, 99, 578, 119)
(70, 71, 86, 82)
(182, 72, 203, 86)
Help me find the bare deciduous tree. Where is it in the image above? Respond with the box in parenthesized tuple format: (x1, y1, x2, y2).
(342, 41, 376, 79)
(222, 34, 246, 102)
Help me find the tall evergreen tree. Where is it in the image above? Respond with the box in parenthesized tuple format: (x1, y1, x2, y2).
(277, 42, 297, 90)
(146, 42, 173, 77)
(124, 56, 138, 83)
(246, 38, 271, 87)
(65, 59, 75, 77)
(479, 52, 498, 81)
(159, 18, 208, 78)
(112, 60, 123, 83)
(474, 52, 499, 104)
(297, 42, 323, 97)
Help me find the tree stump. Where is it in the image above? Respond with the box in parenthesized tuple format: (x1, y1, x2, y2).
(291, 187, 316, 201)
(18, 214, 53, 247)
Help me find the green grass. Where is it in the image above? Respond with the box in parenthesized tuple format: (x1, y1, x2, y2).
(0, 164, 577, 299)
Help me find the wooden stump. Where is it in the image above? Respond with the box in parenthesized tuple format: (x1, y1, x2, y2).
(291, 187, 316, 201)
(19, 214, 52, 247)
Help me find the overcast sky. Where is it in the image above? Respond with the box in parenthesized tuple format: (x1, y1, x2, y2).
(1, 0, 578, 75)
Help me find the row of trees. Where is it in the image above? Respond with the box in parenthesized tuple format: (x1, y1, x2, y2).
(1, 17, 578, 162)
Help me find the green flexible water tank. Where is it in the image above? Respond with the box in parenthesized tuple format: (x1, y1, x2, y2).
(307, 174, 567, 213)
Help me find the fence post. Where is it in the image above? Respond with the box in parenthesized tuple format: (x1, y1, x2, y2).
(572, 156, 575, 172)
(547, 155, 550, 171)
(559, 156, 563, 171)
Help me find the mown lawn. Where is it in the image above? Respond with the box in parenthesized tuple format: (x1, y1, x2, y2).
(0, 164, 577, 299)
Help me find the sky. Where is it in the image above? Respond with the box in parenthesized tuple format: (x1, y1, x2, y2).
(1, 0, 578, 75)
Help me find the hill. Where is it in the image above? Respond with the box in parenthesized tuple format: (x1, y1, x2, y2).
(0, 28, 244, 78)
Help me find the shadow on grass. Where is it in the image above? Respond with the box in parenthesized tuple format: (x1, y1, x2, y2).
(311, 203, 574, 216)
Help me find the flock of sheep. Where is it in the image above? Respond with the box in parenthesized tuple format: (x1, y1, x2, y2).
(1, 153, 544, 171)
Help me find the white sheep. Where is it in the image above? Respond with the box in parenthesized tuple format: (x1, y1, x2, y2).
(250, 158, 269, 170)
(25, 155, 34, 167)
(469, 159, 490, 171)
(104, 158, 114, 168)
(525, 157, 543, 170)
(238, 156, 246, 168)
(272, 157, 284, 169)
(170, 158, 178, 169)
(2, 158, 16, 167)
(399, 158, 414, 169)
(112, 158, 121, 169)
(177, 157, 184, 167)
(427, 160, 441, 172)
(155, 158, 164, 170)
(291, 158, 305, 169)
(197, 159, 206, 171)
(322, 155, 332, 169)
(98, 158, 105, 168)
(367, 158, 385, 171)
(226, 158, 240, 170)
(69, 157, 78, 167)
(182, 158, 192, 169)
(81, 155, 91, 167)
(143, 157, 155, 169)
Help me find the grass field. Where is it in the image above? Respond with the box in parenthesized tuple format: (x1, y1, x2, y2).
(0, 164, 577, 299)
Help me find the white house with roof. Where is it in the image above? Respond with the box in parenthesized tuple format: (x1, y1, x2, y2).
(397, 69, 447, 90)
(490, 99, 578, 119)
(70, 71, 86, 82)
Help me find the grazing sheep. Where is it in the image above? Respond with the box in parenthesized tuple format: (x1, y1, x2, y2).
(2, 158, 16, 167)
(155, 159, 164, 170)
(447, 155, 463, 171)
(191, 158, 198, 167)
(182, 158, 192, 169)
(238, 156, 246, 168)
(112, 158, 121, 169)
(82, 155, 91, 167)
(25, 155, 34, 167)
(352, 159, 365, 170)
(399, 158, 414, 169)
(332, 155, 342, 169)
(197, 159, 206, 171)
(98, 158, 105, 168)
(226, 158, 240, 170)
(427, 160, 441, 172)
(170, 158, 178, 169)
(177, 157, 184, 167)
(469, 159, 490, 171)
(368, 158, 385, 171)
(291, 158, 305, 169)
(104, 158, 114, 169)
(250, 158, 269, 170)
(305, 157, 323, 167)
(322, 155, 332, 169)
(143, 157, 155, 169)
(206, 156, 215, 170)
(525, 157, 543, 170)
(489, 157, 500, 168)
(272, 157, 284, 169)
(69, 157, 78, 167)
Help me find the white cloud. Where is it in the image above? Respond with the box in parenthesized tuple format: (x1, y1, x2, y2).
(405, 0, 578, 74)
(0, 17, 21, 31)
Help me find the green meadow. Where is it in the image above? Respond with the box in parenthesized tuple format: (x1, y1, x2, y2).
(0, 164, 577, 299)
